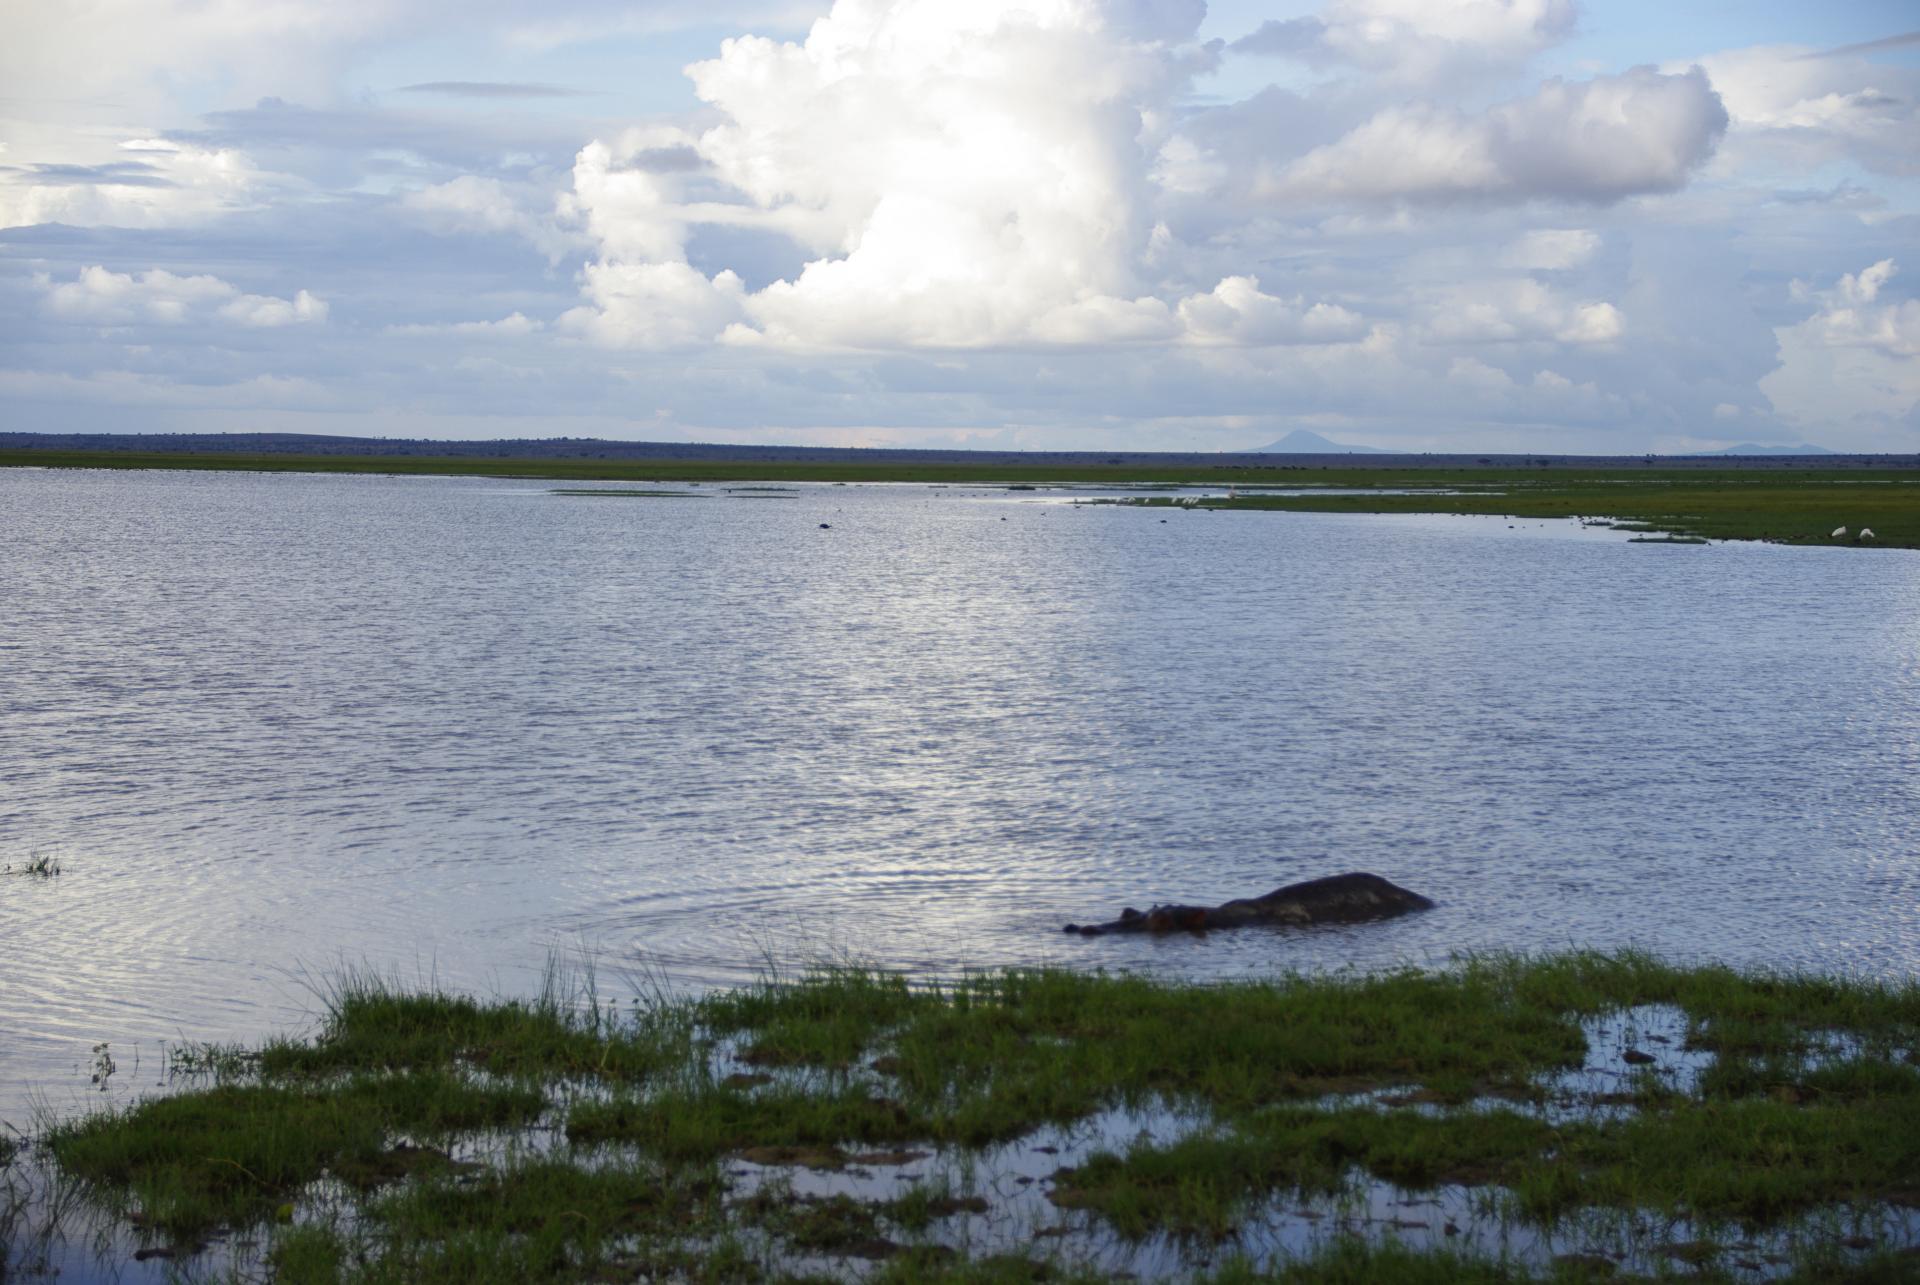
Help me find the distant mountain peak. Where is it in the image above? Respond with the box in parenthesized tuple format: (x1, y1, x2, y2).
(1251, 429, 1387, 454)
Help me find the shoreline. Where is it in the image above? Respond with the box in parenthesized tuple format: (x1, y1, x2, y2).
(6, 448, 1916, 549)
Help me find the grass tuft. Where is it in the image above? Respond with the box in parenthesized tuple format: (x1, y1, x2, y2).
(46, 1076, 542, 1236)
(264, 962, 692, 1083)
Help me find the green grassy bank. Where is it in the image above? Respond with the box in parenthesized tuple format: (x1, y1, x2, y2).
(7, 446, 1918, 549)
(13, 952, 1920, 1282)
(1117, 474, 1920, 549)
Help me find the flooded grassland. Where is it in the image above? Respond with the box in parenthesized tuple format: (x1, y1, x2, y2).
(7, 952, 1920, 1282)
(4, 470, 1920, 1281)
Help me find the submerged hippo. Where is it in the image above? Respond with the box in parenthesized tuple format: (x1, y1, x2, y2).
(1063, 872, 1433, 937)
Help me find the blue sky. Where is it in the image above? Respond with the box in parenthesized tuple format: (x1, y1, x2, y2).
(3, 0, 1916, 452)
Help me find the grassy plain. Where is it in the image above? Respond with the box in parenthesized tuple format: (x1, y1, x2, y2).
(18, 952, 1920, 1282)
(6, 446, 1918, 548)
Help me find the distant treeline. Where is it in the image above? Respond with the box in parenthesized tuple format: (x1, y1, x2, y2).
(2, 431, 1913, 472)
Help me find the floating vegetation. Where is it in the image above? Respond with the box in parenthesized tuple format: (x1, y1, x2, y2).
(3, 852, 61, 877)
(11, 951, 1920, 1281)
(1628, 535, 1710, 544)
(88, 1043, 116, 1091)
(549, 489, 707, 498)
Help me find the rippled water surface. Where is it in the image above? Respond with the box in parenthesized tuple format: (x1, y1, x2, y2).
(3, 468, 1918, 1120)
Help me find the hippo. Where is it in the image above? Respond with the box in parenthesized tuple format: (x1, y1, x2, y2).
(1063, 872, 1433, 937)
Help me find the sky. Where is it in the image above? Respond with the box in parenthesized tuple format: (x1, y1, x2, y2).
(2, 0, 1917, 453)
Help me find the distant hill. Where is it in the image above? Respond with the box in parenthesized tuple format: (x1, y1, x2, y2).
(1251, 429, 1388, 454)
(1688, 443, 1835, 457)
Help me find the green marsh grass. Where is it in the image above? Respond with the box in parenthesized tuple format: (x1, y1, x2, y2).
(259, 973, 693, 1082)
(1118, 472, 1920, 548)
(1199, 1239, 1920, 1284)
(44, 1076, 543, 1237)
(21, 950, 1920, 1280)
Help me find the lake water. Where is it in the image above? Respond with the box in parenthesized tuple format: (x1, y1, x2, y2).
(2, 468, 1917, 1124)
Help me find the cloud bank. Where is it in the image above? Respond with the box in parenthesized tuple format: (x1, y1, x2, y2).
(553, 0, 1733, 356)
(1, 0, 1913, 452)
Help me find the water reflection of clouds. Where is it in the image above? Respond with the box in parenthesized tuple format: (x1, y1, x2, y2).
(6, 471, 1920, 1123)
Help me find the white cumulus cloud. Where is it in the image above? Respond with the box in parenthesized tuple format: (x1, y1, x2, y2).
(562, 261, 747, 348)
(1687, 45, 1920, 177)
(684, 0, 1203, 348)
(41, 266, 328, 328)
(1503, 229, 1600, 270)
(1176, 277, 1368, 346)
(561, 0, 1392, 352)
(1266, 66, 1728, 205)
(0, 140, 263, 231)
(403, 175, 582, 263)
(1763, 259, 1920, 434)
(1422, 278, 1624, 346)
(1809, 259, 1920, 357)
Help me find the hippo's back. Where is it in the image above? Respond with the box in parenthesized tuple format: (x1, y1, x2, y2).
(1253, 872, 1435, 922)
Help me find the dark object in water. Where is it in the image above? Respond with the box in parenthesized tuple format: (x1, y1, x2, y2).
(1063, 872, 1433, 937)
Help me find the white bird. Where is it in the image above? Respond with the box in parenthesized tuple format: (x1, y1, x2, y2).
(1831, 526, 1847, 538)
(1859, 528, 1876, 541)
